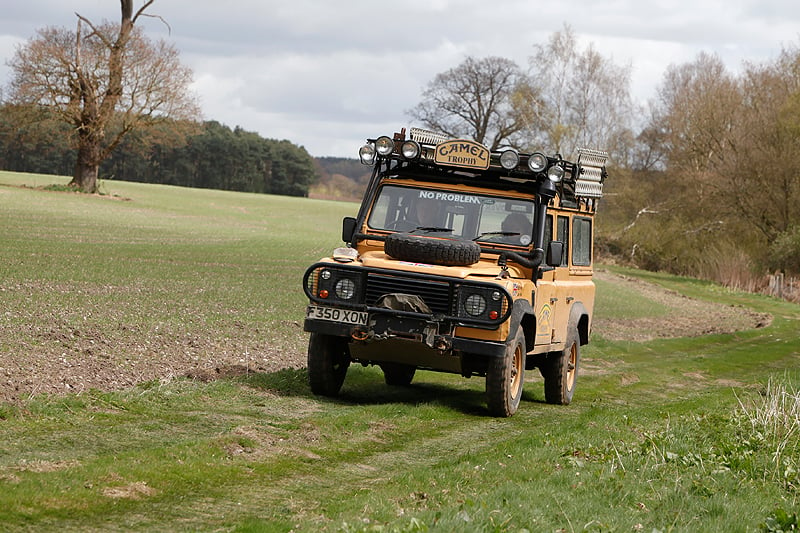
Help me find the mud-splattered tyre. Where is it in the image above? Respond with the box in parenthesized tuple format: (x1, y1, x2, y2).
(486, 327, 526, 417)
(543, 323, 579, 405)
(307, 333, 350, 396)
(380, 363, 416, 386)
(384, 232, 480, 266)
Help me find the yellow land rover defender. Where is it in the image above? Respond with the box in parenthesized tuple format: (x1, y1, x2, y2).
(302, 128, 608, 417)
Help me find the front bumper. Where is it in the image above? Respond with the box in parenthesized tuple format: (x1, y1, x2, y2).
(304, 308, 506, 358)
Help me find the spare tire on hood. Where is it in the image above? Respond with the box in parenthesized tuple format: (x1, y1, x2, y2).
(384, 231, 481, 266)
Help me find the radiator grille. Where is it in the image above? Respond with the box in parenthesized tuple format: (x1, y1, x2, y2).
(366, 273, 453, 314)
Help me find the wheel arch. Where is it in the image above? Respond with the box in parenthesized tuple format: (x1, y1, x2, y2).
(569, 302, 591, 346)
(509, 299, 536, 353)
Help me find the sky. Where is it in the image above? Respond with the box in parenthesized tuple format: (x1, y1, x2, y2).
(0, 0, 798, 158)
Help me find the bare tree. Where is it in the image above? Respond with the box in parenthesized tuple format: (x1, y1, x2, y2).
(407, 56, 531, 150)
(520, 25, 635, 159)
(649, 49, 800, 243)
(6, 0, 199, 192)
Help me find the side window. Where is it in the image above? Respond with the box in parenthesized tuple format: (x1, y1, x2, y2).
(557, 216, 569, 267)
(572, 217, 592, 266)
(544, 214, 553, 248)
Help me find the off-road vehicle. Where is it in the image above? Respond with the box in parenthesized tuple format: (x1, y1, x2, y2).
(302, 127, 608, 416)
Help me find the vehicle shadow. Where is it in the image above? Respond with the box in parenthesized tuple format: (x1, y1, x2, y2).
(241, 366, 544, 416)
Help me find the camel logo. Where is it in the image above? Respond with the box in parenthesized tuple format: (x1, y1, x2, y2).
(434, 139, 490, 170)
(538, 303, 552, 333)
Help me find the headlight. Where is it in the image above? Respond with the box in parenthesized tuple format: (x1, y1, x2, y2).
(359, 143, 376, 165)
(335, 278, 356, 300)
(464, 294, 487, 317)
(375, 136, 394, 156)
(547, 164, 565, 183)
(499, 150, 519, 170)
(527, 153, 547, 172)
(401, 140, 420, 159)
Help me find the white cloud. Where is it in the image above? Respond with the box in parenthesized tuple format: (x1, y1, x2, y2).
(1, 0, 799, 156)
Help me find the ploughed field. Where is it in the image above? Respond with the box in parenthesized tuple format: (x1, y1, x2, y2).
(0, 173, 771, 402)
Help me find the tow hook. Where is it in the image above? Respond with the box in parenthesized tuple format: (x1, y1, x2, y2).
(434, 337, 451, 352)
(351, 328, 370, 342)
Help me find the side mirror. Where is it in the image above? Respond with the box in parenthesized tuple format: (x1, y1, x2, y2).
(341, 217, 357, 243)
(546, 241, 563, 267)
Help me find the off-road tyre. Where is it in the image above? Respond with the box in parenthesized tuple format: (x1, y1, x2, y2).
(486, 327, 526, 417)
(380, 363, 417, 386)
(384, 232, 480, 266)
(542, 323, 580, 405)
(308, 332, 350, 396)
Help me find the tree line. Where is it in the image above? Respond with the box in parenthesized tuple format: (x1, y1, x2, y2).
(0, 108, 317, 197)
(3, 2, 799, 282)
(404, 26, 800, 283)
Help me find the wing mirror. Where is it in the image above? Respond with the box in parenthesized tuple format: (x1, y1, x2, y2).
(546, 241, 563, 267)
(342, 217, 357, 243)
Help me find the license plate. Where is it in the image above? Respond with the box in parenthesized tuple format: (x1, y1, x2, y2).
(307, 305, 368, 325)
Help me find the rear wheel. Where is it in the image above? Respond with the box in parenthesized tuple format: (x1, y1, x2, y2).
(307, 333, 350, 396)
(486, 327, 526, 417)
(543, 323, 580, 405)
(380, 363, 417, 386)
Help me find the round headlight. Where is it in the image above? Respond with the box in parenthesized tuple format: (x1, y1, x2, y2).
(547, 164, 565, 183)
(401, 140, 420, 159)
(464, 294, 487, 317)
(375, 136, 394, 156)
(499, 150, 519, 170)
(359, 144, 376, 165)
(335, 278, 356, 300)
(527, 153, 547, 172)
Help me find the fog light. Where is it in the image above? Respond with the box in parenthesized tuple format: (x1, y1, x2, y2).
(318, 289, 329, 299)
(489, 310, 499, 320)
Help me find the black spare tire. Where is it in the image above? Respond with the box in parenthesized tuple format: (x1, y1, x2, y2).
(384, 232, 481, 266)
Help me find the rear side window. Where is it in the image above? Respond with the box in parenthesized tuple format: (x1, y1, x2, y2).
(572, 217, 592, 266)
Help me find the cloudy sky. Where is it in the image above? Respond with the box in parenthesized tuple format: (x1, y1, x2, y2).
(1, 0, 798, 158)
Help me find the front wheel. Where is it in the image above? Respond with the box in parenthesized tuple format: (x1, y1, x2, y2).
(486, 327, 526, 417)
(542, 323, 580, 405)
(307, 333, 350, 396)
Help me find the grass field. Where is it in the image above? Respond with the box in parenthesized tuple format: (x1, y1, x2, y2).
(1, 171, 800, 532)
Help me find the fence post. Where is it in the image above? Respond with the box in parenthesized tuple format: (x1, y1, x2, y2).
(769, 271, 785, 298)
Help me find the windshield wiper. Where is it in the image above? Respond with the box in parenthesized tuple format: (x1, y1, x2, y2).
(414, 226, 454, 233)
(473, 231, 520, 241)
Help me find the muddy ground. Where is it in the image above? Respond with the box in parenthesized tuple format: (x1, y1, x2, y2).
(0, 270, 772, 403)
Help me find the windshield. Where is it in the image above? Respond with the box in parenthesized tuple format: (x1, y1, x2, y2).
(367, 184, 536, 247)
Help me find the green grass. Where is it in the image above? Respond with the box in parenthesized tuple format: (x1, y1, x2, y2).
(1, 171, 800, 531)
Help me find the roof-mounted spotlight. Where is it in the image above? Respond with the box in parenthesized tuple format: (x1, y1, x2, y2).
(547, 164, 565, 183)
(401, 140, 421, 160)
(359, 143, 376, 165)
(499, 149, 520, 170)
(375, 136, 394, 156)
(527, 153, 547, 173)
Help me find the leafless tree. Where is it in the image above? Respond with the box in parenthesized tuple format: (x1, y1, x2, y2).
(407, 56, 532, 150)
(6, 0, 200, 192)
(520, 25, 635, 159)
